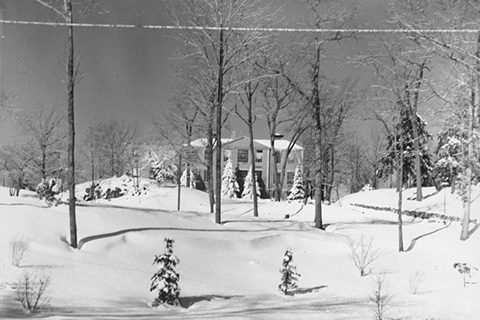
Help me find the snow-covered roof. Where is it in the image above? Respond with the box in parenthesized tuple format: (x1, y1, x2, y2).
(190, 137, 303, 151)
(253, 139, 303, 151)
(190, 138, 235, 148)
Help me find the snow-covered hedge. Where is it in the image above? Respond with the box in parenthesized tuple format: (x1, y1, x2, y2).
(351, 203, 478, 224)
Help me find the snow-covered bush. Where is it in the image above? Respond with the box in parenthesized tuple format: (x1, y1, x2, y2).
(361, 184, 374, 192)
(278, 249, 300, 296)
(36, 177, 61, 205)
(241, 167, 260, 199)
(369, 275, 391, 320)
(180, 168, 196, 188)
(16, 271, 51, 313)
(453, 262, 477, 287)
(221, 158, 239, 198)
(10, 234, 29, 267)
(150, 158, 177, 184)
(287, 166, 305, 200)
(150, 238, 181, 307)
(348, 236, 384, 277)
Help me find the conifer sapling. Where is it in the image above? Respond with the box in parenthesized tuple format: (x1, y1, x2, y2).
(150, 238, 181, 307)
(279, 249, 300, 295)
(221, 158, 240, 198)
(242, 166, 260, 199)
(287, 166, 305, 200)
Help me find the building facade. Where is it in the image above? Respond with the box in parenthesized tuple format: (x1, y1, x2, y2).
(192, 136, 303, 198)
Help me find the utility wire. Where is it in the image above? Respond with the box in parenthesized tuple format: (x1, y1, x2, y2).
(0, 19, 479, 34)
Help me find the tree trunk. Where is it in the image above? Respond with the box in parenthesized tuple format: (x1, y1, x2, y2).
(395, 126, 404, 252)
(248, 120, 259, 218)
(177, 152, 181, 211)
(269, 137, 280, 201)
(460, 77, 476, 241)
(314, 136, 323, 229)
(66, 0, 77, 249)
(397, 150, 404, 252)
(325, 144, 335, 202)
(451, 173, 456, 194)
(411, 64, 425, 201)
(412, 117, 422, 201)
(214, 27, 224, 225)
(207, 127, 214, 214)
(42, 148, 46, 179)
(461, 32, 480, 241)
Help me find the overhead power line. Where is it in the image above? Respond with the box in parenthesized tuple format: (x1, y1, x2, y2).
(0, 19, 479, 34)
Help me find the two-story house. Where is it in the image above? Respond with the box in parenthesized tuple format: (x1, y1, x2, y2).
(192, 136, 303, 198)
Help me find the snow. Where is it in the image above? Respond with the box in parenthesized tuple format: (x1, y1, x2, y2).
(1, 181, 479, 319)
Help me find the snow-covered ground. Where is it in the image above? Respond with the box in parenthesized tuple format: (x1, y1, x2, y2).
(1, 181, 479, 319)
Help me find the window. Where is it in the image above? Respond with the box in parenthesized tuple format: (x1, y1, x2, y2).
(255, 150, 263, 163)
(287, 172, 295, 186)
(274, 151, 281, 163)
(238, 149, 249, 163)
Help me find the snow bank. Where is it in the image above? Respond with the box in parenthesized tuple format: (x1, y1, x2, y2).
(0, 184, 479, 319)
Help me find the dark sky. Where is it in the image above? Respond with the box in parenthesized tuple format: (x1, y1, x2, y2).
(0, 0, 388, 144)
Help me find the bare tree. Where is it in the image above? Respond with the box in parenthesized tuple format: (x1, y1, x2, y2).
(15, 104, 66, 180)
(280, 0, 357, 229)
(169, 0, 272, 224)
(355, 32, 432, 200)
(32, 0, 102, 248)
(257, 46, 309, 201)
(152, 95, 201, 211)
(235, 73, 261, 217)
(0, 143, 36, 196)
(395, 0, 480, 240)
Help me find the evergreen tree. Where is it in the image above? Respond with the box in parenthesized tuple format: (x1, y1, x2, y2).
(180, 168, 196, 188)
(278, 249, 300, 295)
(287, 166, 305, 200)
(433, 112, 480, 193)
(379, 110, 433, 187)
(241, 166, 260, 199)
(221, 158, 239, 198)
(150, 238, 181, 307)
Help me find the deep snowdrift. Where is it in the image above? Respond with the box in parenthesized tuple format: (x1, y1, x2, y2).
(0, 182, 479, 319)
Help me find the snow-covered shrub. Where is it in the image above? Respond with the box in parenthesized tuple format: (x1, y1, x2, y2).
(361, 184, 374, 192)
(453, 262, 478, 287)
(36, 178, 61, 205)
(348, 236, 384, 277)
(221, 158, 239, 198)
(150, 238, 181, 307)
(15, 271, 51, 313)
(241, 167, 260, 199)
(278, 249, 300, 296)
(10, 235, 29, 267)
(369, 274, 391, 320)
(180, 168, 196, 188)
(150, 158, 177, 184)
(287, 166, 305, 200)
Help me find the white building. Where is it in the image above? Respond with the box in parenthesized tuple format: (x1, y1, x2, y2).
(191, 136, 303, 198)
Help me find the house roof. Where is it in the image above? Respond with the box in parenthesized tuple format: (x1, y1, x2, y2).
(191, 136, 303, 151)
(190, 138, 236, 148)
(224, 137, 303, 151)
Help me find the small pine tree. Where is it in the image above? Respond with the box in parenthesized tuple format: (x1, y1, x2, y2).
(150, 238, 181, 307)
(278, 249, 300, 295)
(287, 166, 305, 200)
(180, 168, 196, 188)
(242, 166, 260, 199)
(221, 158, 240, 198)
